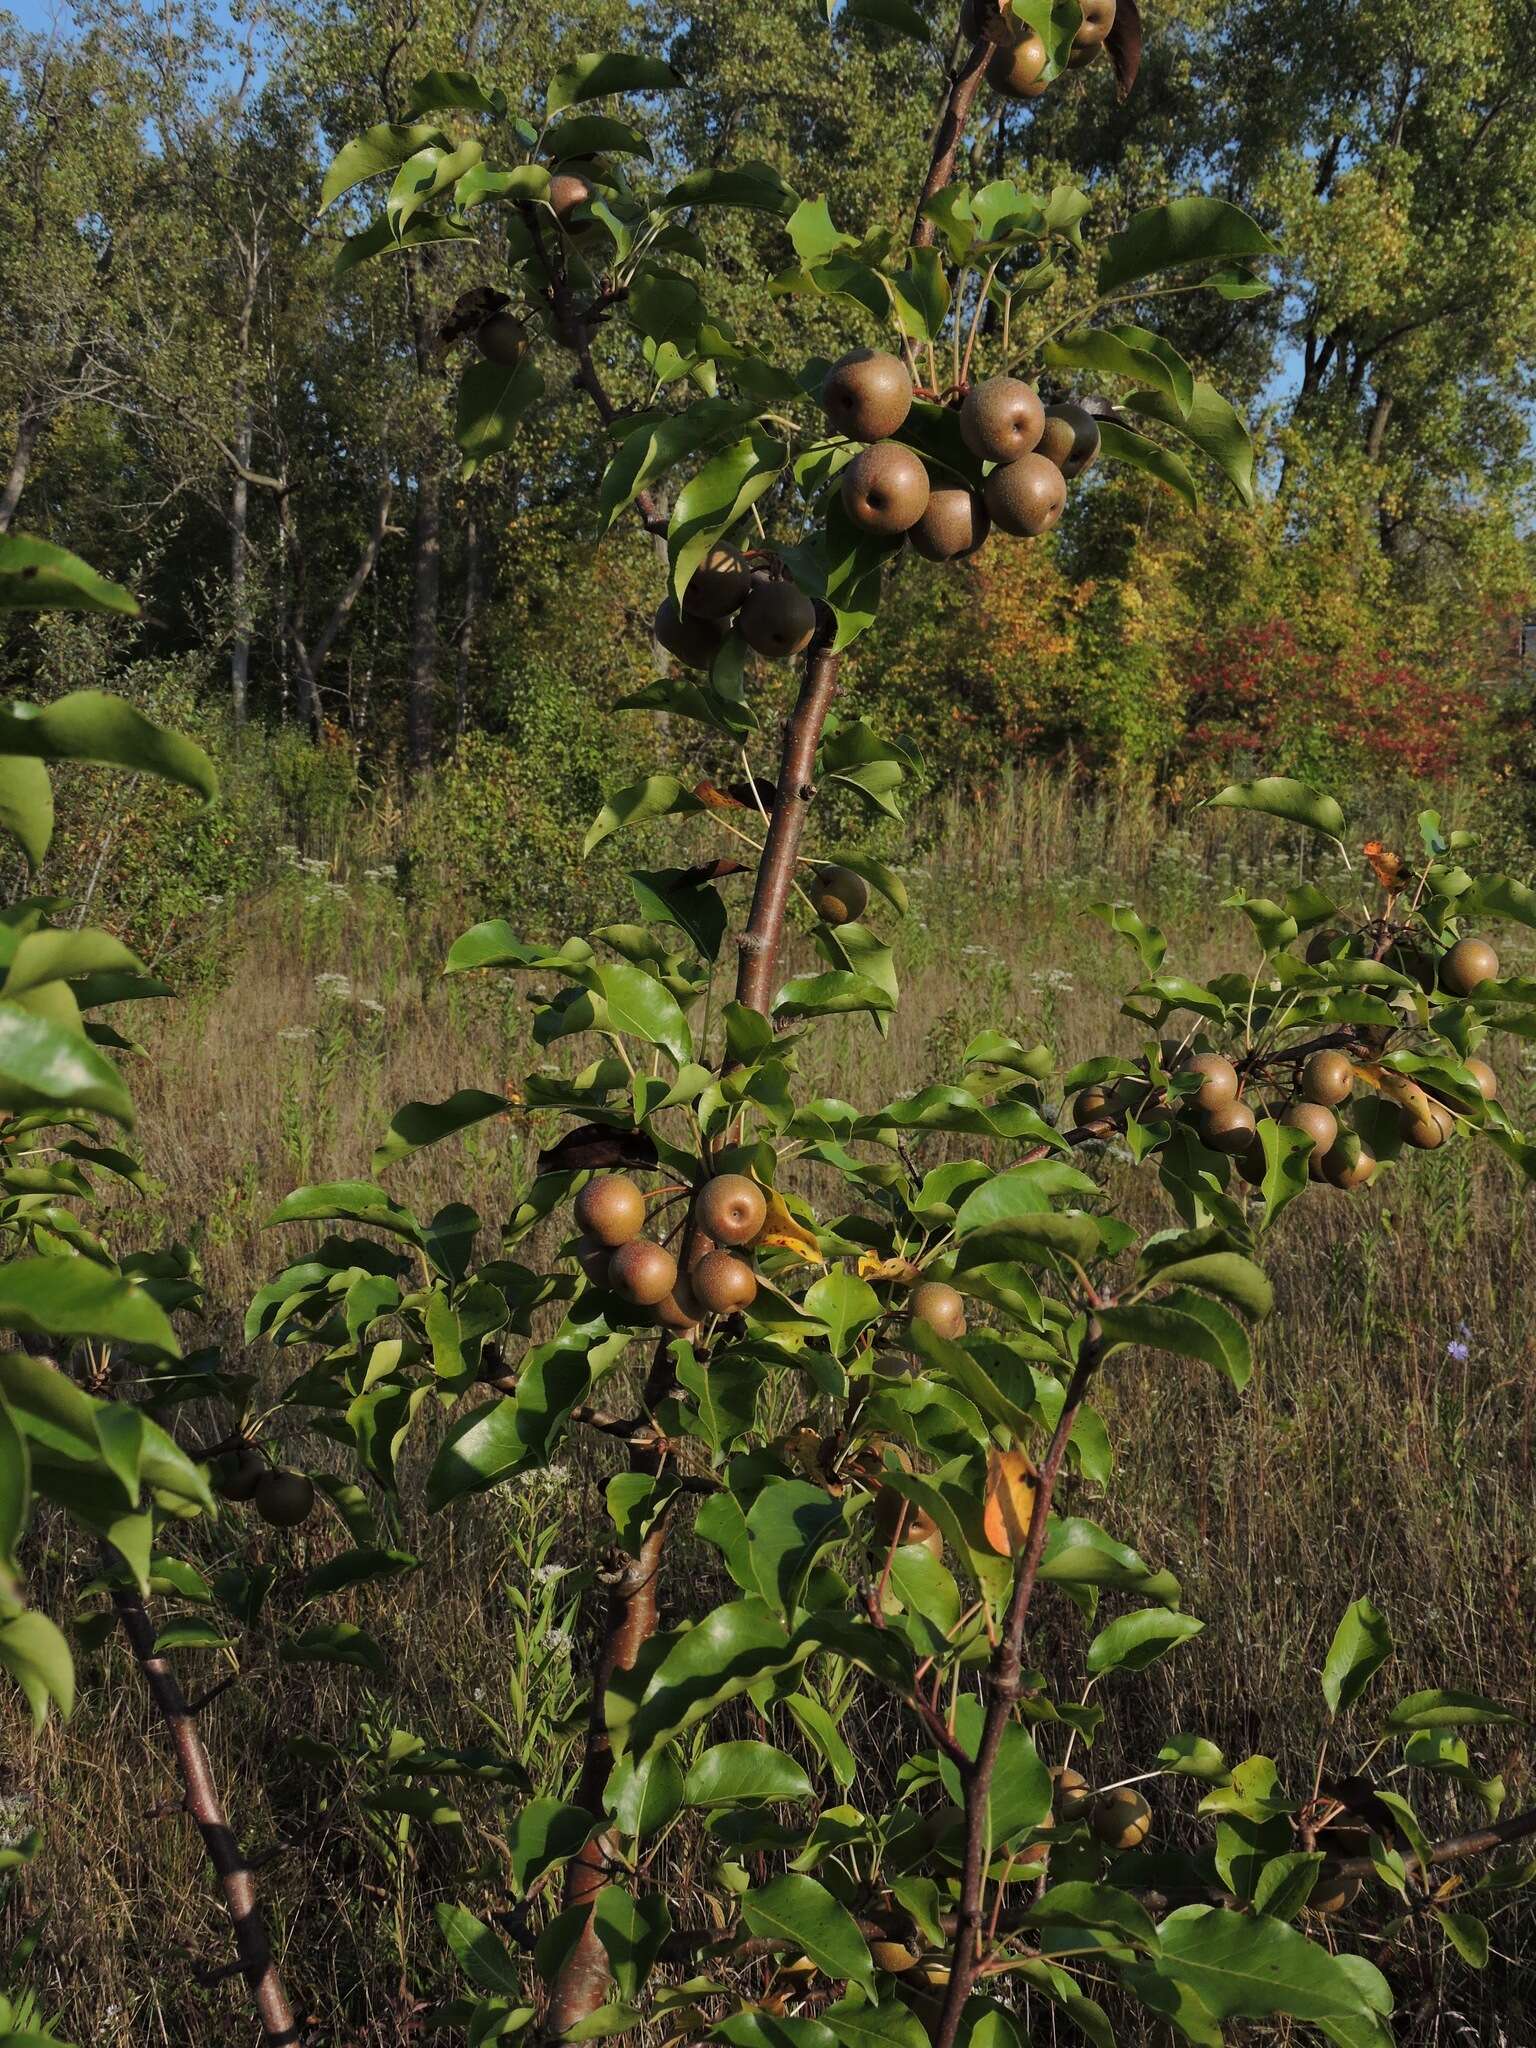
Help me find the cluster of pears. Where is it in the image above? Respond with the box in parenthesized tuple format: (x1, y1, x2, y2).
(822, 348, 1098, 560)
(652, 549, 819, 674)
(1309, 924, 1502, 1000)
(1051, 1766, 1153, 1851)
(572, 1170, 769, 1328)
(215, 1445, 316, 1527)
(964, 0, 1117, 99)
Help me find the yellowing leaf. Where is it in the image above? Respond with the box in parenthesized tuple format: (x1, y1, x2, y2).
(982, 1447, 1039, 1557)
(857, 1253, 921, 1286)
(754, 1186, 824, 1265)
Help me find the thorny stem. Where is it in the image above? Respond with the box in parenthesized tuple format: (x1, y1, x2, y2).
(110, 1583, 302, 2045)
(931, 1331, 1103, 2048)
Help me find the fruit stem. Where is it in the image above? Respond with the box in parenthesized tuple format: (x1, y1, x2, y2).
(109, 1580, 302, 2045)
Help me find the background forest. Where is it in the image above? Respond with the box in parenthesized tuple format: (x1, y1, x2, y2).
(5, 4, 1536, 2044)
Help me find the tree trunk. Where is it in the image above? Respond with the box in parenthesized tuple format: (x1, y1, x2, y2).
(454, 506, 481, 741)
(407, 466, 441, 770)
(0, 409, 42, 535)
(227, 250, 262, 724)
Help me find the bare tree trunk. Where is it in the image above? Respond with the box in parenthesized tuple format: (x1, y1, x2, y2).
(406, 465, 440, 769)
(454, 506, 481, 741)
(227, 247, 262, 724)
(0, 410, 42, 535)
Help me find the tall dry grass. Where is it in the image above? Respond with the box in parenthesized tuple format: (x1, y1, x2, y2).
(4, 768, 1534, 2045)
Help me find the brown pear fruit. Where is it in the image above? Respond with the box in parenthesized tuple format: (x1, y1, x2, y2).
(681, 545, 753, 621)
(869, 1939, 921, 1975)
(1090, 1787, 1150, 1850)
(810, 864, 869, 925)
(1440, 937, 1499, 996)
(1235, 1135, 1268, 1187)
(841, 442, 931, 535)
(909, 1280, 966, 1340)
(255, 1469, 315, 1528)
(575, 1234, 616, 1287)
(873, 1486, 939, 1549)
(822, 348, 914, 442)
(1181, 1051, 1240, 1112)
(1301, 1049, 1355, 1106)
(693, 1173, 768, 1246)
(986, 33, 1049, 96)
(651, 1285, 701, 1334)
(1401, 1101, 1455, 1150)
(216, 1445, 266, 1502)
(1036, 401, 1100, 480)
(1281, 1099, 1339, 1178)
(1305, 927, 1346, 965)
(909, 485, 990, 562)
(737, 580, 817, 659)
(574, 1173, 646, 1248)
(1322, 1142, 1377, 1191)
(653, 595, 725, 671)
(689, 1248, 758, 1315)
(1464, 1057, 1498, 1102)
(960, 375, 1045, 463)
(981, 1447, 1038, 1555)
(608, 1238, 678, 1306)
(1052, 1766, 1094, 1823)
(547, 170, 593, 221)
(983, 453, 1066, 537)
(1385, 942, 1438, 993)
(475, 312, 528, 367)
(1309, 1865, 1362, 1916)
(1068, 0, 1115, 61)
(1073, 1084, 1114, 1123)
(1201, 1101, 1257, 1154)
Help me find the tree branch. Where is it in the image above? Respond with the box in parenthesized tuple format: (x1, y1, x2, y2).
(110, 1584, 302, 2044)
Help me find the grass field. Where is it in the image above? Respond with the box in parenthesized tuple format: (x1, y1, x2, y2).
(5, 768, 1534, 2045)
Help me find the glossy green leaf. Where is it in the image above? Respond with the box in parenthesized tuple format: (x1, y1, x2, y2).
(1097, 196, 1280, 293)
(0, 1258, 178, 1355)
(0, 692, 215, 801)
(1386, 1688, 1517, 1731)
(1124, 381, 1256, 507)
(2, 929, 142, 1002)
(846, 0, 933, 38)
(547, 52, 683, 114)
(1042, 329, 1192, 414)
(740, 1873, 874, 1994)
(0, 755, 53, 869)
(436, 1904, 523, 1994)
(333, 211, 476, 278)
(685, 1741, 814, 1808)
(281, 1623, 389, 1678)
(667, 431, 786, 603)
(509, 1798, 597, 1890)
(595, 960, 693, 1064)
(1152, 1905, 1392, 2038)
(372, 1089, 508, 1172)
(1321, 1598, 1393, 1715)
(1206, 777, 1346, 842)
(0, 1609, 75, 1725)
(0, 1004, 133, 1124)
(1086, 1607, 1204, 1676)
(456, 358, 544, 477)
(664, 162, 798, 215)
(0, 535, 138, 616)
(1093, 419, 1197, 507)
(320, 121, 447, 209)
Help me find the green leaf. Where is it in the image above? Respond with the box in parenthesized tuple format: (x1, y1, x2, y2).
(1042, 329, 1192, 415)
(265, 1180, 422, 1240)
(0, 1003, 134, 1124)
(600, 399, 763, 531)
(1206, 777, 1346, 842)
(746, 1481, 847, 1617)
(456, 358, 544, 477)
(0, 535, 138, 616)
(303, 1547, 420, 1600)
(664, 162, 798, 216)
(846, 0, 934, 38)
(585, 776, 706, 855)
(1434, 1910, 1489, 1968)
(1094, 419, 1197, 507)
(1097, 1296, 1252, 1390)
(667, 431, 786, 603)
(607, 1747, 687, 1839)
(0, 1609, 74, 1725)
(887, 248, 951, 345)
(1386, 1688, 1517, 1731)
(0, 1259, 178, 1355)
(685, 1741, 814, 1808)
(406, 68, 501, 116)
(595, 960, 693, 1064)
(320, 121, 447, 209)
(773, 972, 895, 1020)
(0, 754, 52, 869)
(1022, 1882, 1159, 1952)
(281, 1623, 389, 1678)
(802, 1272, 880, 1355)
(1086, 1607, 1204, 1677)
(372, 1089, 507, 1172)
(0, 1394, 28, 1587)
(1321, 1598, 1392, 1715)
(2, 928, 142, 1002)
(509, 1798, 597, 1890)
(740, 1873, 874, 1994)
(547, 52, 683, 114)
(1140, 1252, 1272, 1320)
(1097, 197, 1280, 294)
(333, 212, 476, 279)
(543, 113, 654, 161)
(1151, 1905, 1392, 2038)
(1124, 380, 1255, 507)
(1088, 900, 1166, 975)
(436, 1904, 524, 1994)
(0, 691, 216, 801)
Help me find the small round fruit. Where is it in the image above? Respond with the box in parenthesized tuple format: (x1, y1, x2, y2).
(841, 442, 931, 535)
(255, 1469, 315, 1528)
(1090, 1787, 1151, 1851)
(1305, 927, 1345, 965)
(693, 1174, 767, 1246)
(1234, 1136, 1268, 1187)
(1440, 937, 1500, 996)
(910, 1280, 966, 1340)
(1401, 1101, 1455, 1150)
(1281, 1099, 1339, 1177)
(1181, 1052, 1240, 1113)
(681, 545, 752, 621)
(1069, 0, 1115, 58)
(1309, 1865, 1361, 1916)
(574, 1234, 615, 1287)
(216, 1445, 265, 1502)
(1464, 1056, 1499, 1102)
(737, 580, 817, 659)
(1073, 1085, 1114, 1124)
(653, 595, 724, 672)
(960, 375, 1045, 464)
(985, 33, 1048, 96)
(983, 452, 1066, 538)
(547, 170, 593, 221)
(1386, 943, 1438, 993)
(1301, 1050, 1354, 1106)
(909, 485, 990, 562)
(690, 1248, 758, 1315)
(874, 1485, 938, 1549)
(651, 1286, 701, 1334)
(821, 347, 914, 442)
(810, 864, 869, 925)
(1201, 1101, 1258, 1154)
(1037, 402, 1100, 479)
(1322, 1142, 1377, 1191)
(608, 1239, 678, 1306)
(475, 311, 527, 367)
(1052, 1766, 1093, 1823)
(574, 1174, 646, 1249)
